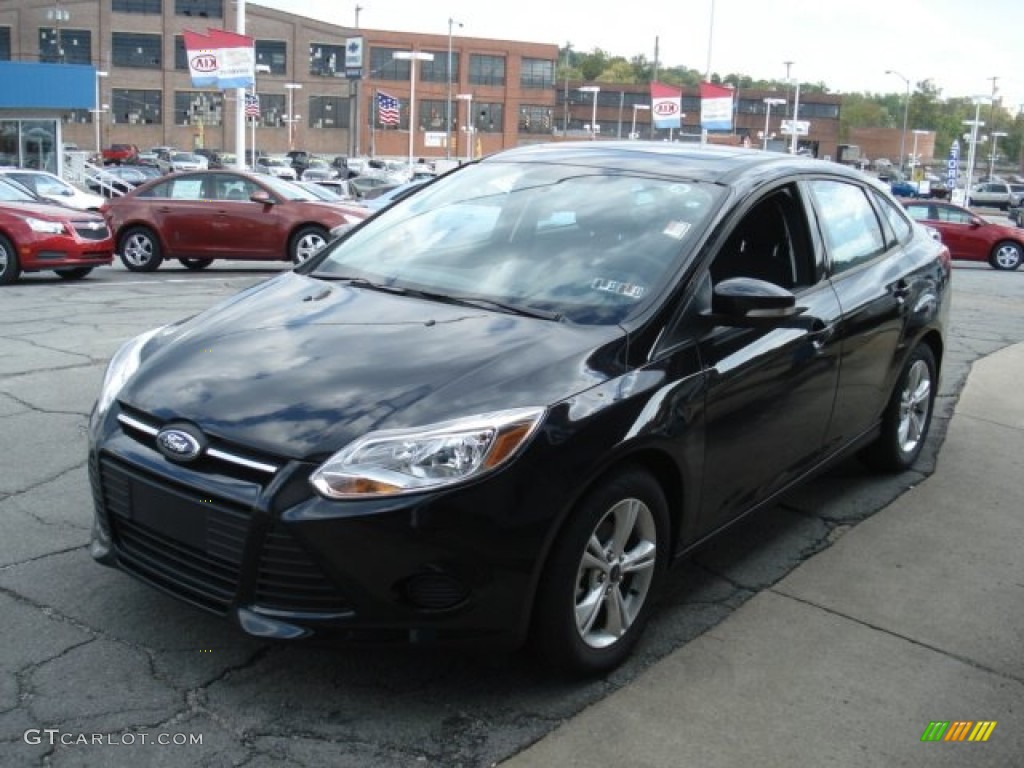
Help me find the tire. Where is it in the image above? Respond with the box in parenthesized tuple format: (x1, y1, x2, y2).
(289, 226, 329, 265)
(0, 233, 21, 285)
(532, 468, 669, 676)
(119, 226, 163, 272)
(989, 241, 1023, 271)
(861, 344, 937, 472)
(179, 258, 213, 271)
(55, 267, 93, 280)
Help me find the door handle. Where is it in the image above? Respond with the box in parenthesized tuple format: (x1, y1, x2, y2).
(890, 280, 911, 300)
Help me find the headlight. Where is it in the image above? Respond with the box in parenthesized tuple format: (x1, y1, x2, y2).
(26, 217, 65, 234)
(310, 407, 545, 499)
(95, 326, 165, 417)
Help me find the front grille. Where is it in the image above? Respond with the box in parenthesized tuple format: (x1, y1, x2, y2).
(254, 527, 352, 616)
(72, 222, 111, 240)
(100, 457, 249, 613)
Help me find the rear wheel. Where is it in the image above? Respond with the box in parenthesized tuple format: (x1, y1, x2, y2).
(289, 226, 328, 264)
(0, 234, 21, 285)
(532, 468, 668, 676)
(178, 258, 213, 271)
(55, 267, 93, 280)
(861, 344, 936, 472)
(119, 226, 163, 272)
(989, 241, 1023, 271)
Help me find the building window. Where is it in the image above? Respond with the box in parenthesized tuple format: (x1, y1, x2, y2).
(112, 32, 162, 69)
(64, 109, 92, 124)
(0, 27, 10, 61)
(472, 102, 504, 133)
(112, 89, 162, 125)
(253, 93, 286, 127)
(417, 99, 452, 131)
(520, 58, 553, 89)
(255, 40, 287, 76)
(174, 35, 186, 70)
(519, 104, 553, 134)
(469, 55, 505, 87)
(309, 95, 349, 130)
(175, 0, 222, 19)
(309, 43, 346, 77)
(369, 47, 409, 82)
(419, 51, 456, 84)
(38, 28, 91, 65)
(113, 0, 162, 13)
(175, 90, 224, 126)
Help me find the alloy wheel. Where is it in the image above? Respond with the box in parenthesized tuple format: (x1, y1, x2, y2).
(897, 359, 932, 456)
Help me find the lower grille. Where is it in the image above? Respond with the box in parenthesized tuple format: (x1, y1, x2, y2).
(72, 222, 111, 240)
(254, 528, 352, 616)
(100, 457, 249, 613)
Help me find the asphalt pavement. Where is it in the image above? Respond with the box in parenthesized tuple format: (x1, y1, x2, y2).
(503, 340, 1024, 767)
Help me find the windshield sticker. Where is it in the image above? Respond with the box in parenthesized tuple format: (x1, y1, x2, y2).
(663, 220, 691, 240)
(592, 278, 646, 299)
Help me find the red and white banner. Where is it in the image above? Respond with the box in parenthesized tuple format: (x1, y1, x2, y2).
(700, 82, 734, 131)
(182, 28, 255, 90)
(650, 81, 682, 130)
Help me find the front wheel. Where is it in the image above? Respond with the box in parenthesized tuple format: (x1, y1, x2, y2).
(55, 267, 93, 280)
(178, 258, 213, 271)
(531, 468, 669, 676)
(0, 234, 21, 285)
(989, 241, 1023, 271)
(861, 344, 937, 472)
(119, 227, 163, 272)
(289, 226, 328, 265)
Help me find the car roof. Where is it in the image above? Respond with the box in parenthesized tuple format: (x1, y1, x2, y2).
(486, 141, 865, 186)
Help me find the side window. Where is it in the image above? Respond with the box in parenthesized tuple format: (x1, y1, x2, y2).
(872, 190, 913, 246)
(167, 177, 204, 199)
(904, 204, 932, 222)
(711, 185, 815, 290)
(214, 175, 257, 201)
(137, 179, 171, 198)
(808, 180, 885, 274)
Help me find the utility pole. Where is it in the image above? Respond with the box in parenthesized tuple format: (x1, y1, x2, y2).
(354, 4, 362, 28)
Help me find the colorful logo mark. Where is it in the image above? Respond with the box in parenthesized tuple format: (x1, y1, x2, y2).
(921, 721, 997, 742)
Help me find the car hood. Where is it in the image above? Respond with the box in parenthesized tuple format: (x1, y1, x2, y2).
(0, 200, 90, 220)
(120, 272, 625, 460)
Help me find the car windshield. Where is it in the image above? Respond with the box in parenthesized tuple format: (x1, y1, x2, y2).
(296, 182, 341, 200)
(261, 176, 321, 201)
(312, 162, 721, 325)
(0, 177, 38, 202)
(172, 153, 199, 162)
(12, 173, 70, 195)
(264, 157, 289, 167)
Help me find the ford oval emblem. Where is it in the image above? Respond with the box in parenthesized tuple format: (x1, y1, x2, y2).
(156, 428, 202, 462)
(190, 54, 218, 73)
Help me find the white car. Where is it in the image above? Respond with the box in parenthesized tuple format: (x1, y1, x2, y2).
(158, 152, 209, 175)
(0, 169, 105, 211)
(255, 156, 298, 180)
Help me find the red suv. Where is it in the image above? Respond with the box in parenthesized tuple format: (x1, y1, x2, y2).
(0, 178, 113, 285)
(101, 144, 140, 165)
(102, 170, 368, 271)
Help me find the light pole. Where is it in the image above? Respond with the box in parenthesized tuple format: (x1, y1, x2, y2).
(963, 95, 992, 206)
(284, 82, 302, 150)
(783, 62, 801, 154)
(578, 85, 600, 139)
(93, 70, 107, 154)
(885, 69, 910, 172)
(988, 130, 1008, 180)
(909, 128, 928, 177)
(456, 93, 473, 162)
(445, 18, 462, 161)
(762, 97, 785, 150)
(630, 104, 650, 139)
(393, 51, 435, 173)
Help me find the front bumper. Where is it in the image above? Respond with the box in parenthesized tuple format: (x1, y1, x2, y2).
(88, 406, 561, 647)
(19, 230, 113, 270)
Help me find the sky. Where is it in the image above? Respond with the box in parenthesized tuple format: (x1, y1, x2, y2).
(250, 0, 1024, 113)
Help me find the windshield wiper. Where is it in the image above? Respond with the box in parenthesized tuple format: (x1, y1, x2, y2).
(313, 274, 410, 295)
(406, 289, 563, 321)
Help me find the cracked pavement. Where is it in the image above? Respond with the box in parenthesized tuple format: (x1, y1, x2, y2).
(2, 262, 1023, 767)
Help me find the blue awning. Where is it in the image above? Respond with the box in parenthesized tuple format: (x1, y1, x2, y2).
(0, 62, 95, 109)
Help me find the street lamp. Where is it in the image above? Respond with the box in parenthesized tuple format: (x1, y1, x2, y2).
(783, 62, 801, 154)
(885, 69, 910, 172)
(963, 95, 992, 206)
(445, 18, 462, 161)
(93, 70, 108, 154)
(988, 130, 1008, 180)
(910, 128, 928, 175)
(762, 97, 786, 151)
(578, 85, 600, 139)
(393, 51, 435, 173)
(284, 82, 302, 150)
(630, 104, 649, 139)
(456, 93, 473, 162)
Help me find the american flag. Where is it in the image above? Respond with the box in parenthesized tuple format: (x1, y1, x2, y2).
(244, 92, 261, 118)
(377, 91, 400, 126)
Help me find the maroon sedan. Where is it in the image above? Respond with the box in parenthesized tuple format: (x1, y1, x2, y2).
(902, 199, 1023, 270)
(102, 171, 369, 272)
(0, 178, 113, 285)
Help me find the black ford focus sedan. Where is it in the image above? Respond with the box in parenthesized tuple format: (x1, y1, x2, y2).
(89, 143, 950, 675)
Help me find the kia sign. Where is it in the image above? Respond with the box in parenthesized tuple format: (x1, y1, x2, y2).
(653, 102, 679, 117)
(190, 54, 218, 73)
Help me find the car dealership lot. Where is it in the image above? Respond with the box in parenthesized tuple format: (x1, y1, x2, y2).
(2, 262, 1024, 767)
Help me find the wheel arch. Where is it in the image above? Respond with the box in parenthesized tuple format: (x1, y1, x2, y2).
(286, 221, 331, 258)
(117, 221, 166, 253)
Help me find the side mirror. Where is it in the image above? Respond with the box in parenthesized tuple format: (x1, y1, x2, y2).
(702, 277, 806, 327)
(250, 190, 275, 205)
